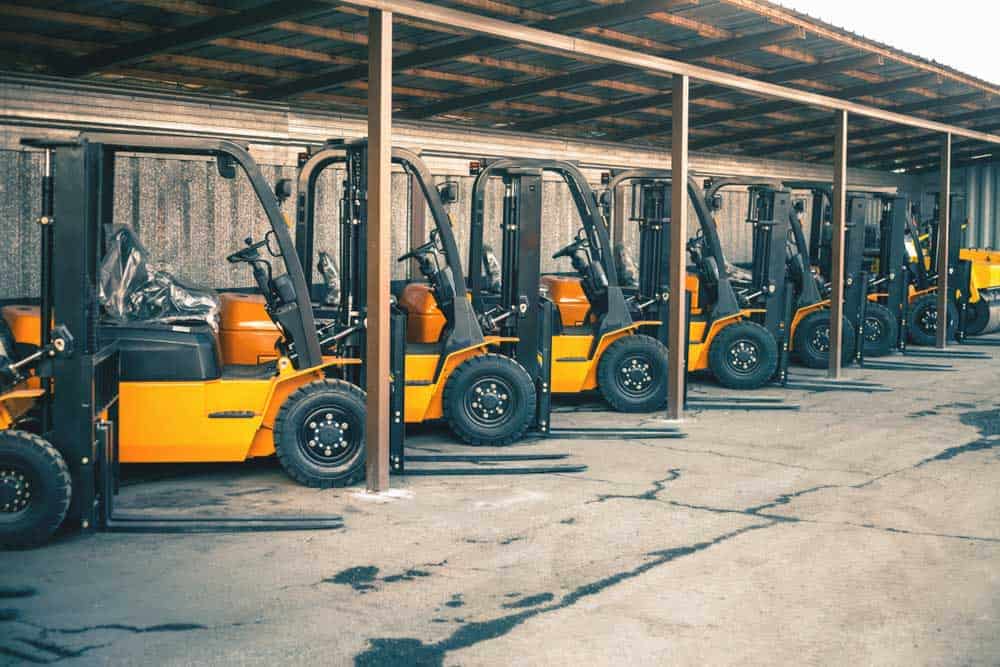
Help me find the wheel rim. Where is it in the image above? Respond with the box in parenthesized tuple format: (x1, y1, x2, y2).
(917, 305, 938, 334)
(615, 353, 656, 398)
(0, 464, 33, 517)
(863, 316, 884, 343)
(725, 338, 762, 375)
(298, 406, 362, 466)
(809, 325, 831, 353)
(463, 377, 515, 428)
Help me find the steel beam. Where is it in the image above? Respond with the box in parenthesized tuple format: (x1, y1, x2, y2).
(511, 52, 882, 136)
(259, 0, 683, 100)
(60, 1, 332, 76)
(366, 8, 392, 492)
(667, 74, 689, 420)
(828, 110, 848, 379)
(936, 133, 951, 349)
(621, 72, 941, 140)
(773, 102, 1000, 158)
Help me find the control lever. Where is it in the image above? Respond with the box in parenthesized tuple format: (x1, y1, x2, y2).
(1, 325, 74, 387)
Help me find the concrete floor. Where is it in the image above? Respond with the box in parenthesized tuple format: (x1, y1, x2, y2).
(2, 340, 999, 665)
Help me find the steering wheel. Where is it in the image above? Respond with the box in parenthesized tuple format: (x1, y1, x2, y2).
(553, 232, 589, 260)
(397, 239, 437, 263)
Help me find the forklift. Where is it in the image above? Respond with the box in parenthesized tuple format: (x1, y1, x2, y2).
(1, 134, 360, 547)
(598, 171, 798, 389)
(905, 194, 1000, 343)
(465, 159, 670, 413)
(294, 139, 538, 448)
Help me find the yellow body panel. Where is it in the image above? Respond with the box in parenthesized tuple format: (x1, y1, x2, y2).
(549, 325, 651, 394)
(2, 305, 42, 347)
(403, 343, 497, 423)
(0, 386, 45, 430)
(540, 276, 590, 327)
(218, 292, 280, 365)
(118, 357, 350, 463)
(686, 312, 748, 372)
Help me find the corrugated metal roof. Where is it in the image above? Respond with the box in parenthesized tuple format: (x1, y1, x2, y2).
(1, 0, 997, 173)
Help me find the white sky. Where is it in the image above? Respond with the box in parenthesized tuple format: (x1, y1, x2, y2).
(776, 0, 999, 85)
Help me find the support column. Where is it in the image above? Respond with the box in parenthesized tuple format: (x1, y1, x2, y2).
(667, 74, 689, 420)
(828, 110, 848, 379)
(936, 132, 952, 349)
(366, 8, 392, 491)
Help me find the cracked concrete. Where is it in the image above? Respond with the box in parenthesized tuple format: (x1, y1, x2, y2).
(1, 343, 999, 665)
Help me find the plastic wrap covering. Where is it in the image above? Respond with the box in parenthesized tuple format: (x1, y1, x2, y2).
(317, 252, 341, 306)
(481, 245, 502, 294)
(614, 243, 638, 287)
(99, 227, 220, 330)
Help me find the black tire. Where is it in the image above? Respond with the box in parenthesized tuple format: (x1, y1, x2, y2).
(908, 293, 957, 346)
(443, 354, 535, 446)
(858, 302, 898, 357)
(596, 334, 669, 412)
(0, 430, 71, 549)
(708, 321, 779, 390)
(965, 299, 991, 336)
(793, 310, 857, 369)
(273, 379, 367, 488)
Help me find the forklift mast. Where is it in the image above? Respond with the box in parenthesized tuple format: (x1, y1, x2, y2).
(468, 158, 632, 370)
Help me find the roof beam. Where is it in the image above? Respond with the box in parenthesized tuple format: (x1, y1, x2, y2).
(517, 51, 880, 133)
(801, 107, 1000, 158)
(690, 90, 984, 151)
(404, 25, 802, 120)
(59, 1, 333, 76)
(855, 122, 1000, 167)
(879, 146, 998, 173)
(618, 72, 941, 140)
(257, 0, 687, 100)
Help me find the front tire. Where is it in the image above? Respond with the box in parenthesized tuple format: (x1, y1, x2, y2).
(965, 299, 991, 336)
(597, 334, 669, 412)
(273, 380, 367, 488)
(908, 293, 957, 346)
(708, 321, 778, 390)
(793, 310, 857, 368)
(859, 302, 898, 357)
(443, 354, 535, 446)
(0, 431, 71, 549)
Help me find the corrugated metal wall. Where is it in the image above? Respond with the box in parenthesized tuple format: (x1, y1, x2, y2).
(915, 163, 1000, 249)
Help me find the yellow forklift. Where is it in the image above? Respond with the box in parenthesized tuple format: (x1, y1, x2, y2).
(1, 135, 364, 546)
(294, 140, 538, 447)
(465, 159, 670, 412)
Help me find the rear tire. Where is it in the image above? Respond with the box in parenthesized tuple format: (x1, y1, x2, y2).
(965, 299, 991, 336)
(0, 431, 71, 549)
(443, 354, 535, 446)
(597, 334, 669, 413)
(274, 380, 367, 488)
(859, 302, 898, 357)
(793, 310, 857, 368)
(708, 321, 778, 390)
(908, 293, 957, 346)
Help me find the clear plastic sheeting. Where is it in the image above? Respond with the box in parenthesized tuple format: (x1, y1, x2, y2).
(317, 251, 341, 306)
(98, 227, 220, 330)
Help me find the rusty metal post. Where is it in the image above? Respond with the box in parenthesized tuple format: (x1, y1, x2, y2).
(936, 133, 952, 349)
(667, 74, 689, 420)
(828, 110, 848, 379)
(366, 8, 392, 491)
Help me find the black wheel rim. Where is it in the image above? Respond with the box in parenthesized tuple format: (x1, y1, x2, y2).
(863, 316, 884, 343)
(615, 353, 656, 398)
(0, 463, 34, 518)
(298, 406, 362, 466)
(725, 338, 762, 375)
(917, 305, 937, 334)
(809, 325, 831, 353)
(463, 377, 515, 428)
